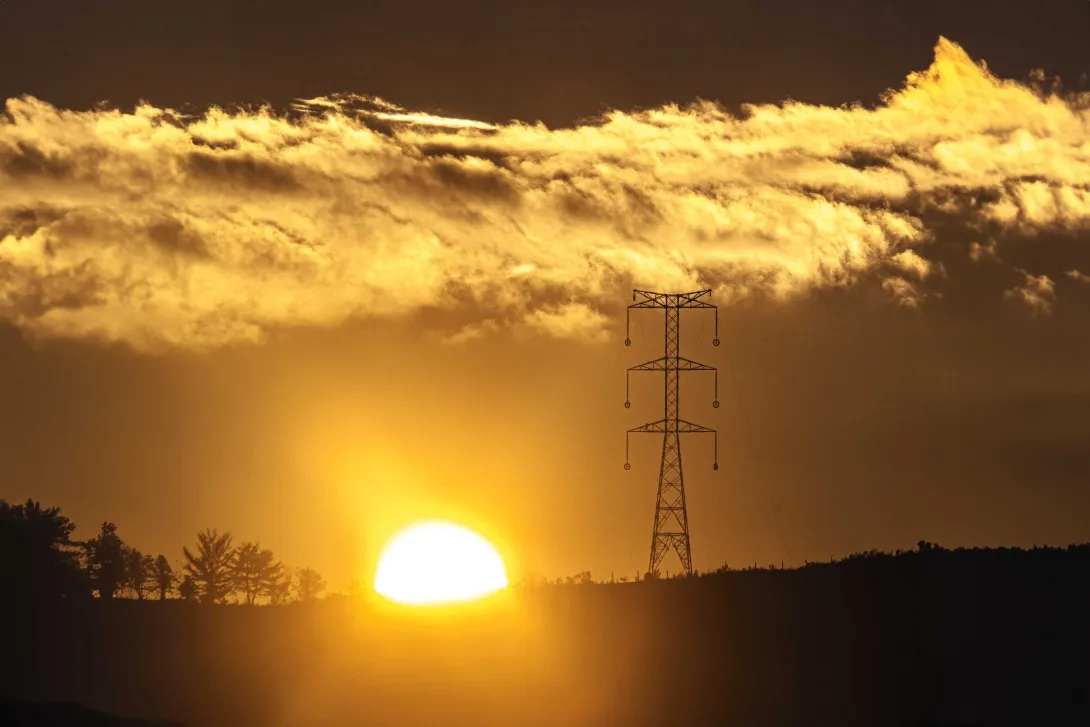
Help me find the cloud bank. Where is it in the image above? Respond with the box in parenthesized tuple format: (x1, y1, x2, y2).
(1, 38, 1088, 351)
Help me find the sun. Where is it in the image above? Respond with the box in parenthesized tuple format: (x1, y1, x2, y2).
(373, 521, 508, 605)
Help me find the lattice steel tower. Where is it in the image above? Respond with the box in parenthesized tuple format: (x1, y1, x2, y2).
(624, 289, 720, 577)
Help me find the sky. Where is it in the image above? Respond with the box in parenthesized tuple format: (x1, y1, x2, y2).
(2, 0, 1090, 587)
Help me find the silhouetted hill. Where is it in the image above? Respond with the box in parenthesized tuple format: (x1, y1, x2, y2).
(3, 543, 1088, 727)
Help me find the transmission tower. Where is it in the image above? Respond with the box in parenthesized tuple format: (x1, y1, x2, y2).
(623, 289, 719, 577)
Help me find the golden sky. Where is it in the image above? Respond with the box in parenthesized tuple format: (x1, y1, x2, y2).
(3, 38, 1090, 587)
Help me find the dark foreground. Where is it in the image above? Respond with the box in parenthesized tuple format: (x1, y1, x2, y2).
(0, 702, 182, 727)
(4, 545, 1088, 727)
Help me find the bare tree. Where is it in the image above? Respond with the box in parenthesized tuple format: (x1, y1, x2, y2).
(230, 541, 283, 605)
(294, 567, 326, 601)
(153, 555, 175, 600)
(182, 529, 235, 604)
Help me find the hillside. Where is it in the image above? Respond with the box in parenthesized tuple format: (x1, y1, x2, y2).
(4, 544, 1088, 727)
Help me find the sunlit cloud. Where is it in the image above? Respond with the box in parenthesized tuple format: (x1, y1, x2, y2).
(969, 241, 1000, 263)
(523, 302, 611, 343)
(1, 38, 1089, 351)
(372, 112, 498, 131)
(1005, 271, 1056, 315)
(882, 277, 926, 309)
(441, 319, 501, 346)
(890, 250, 934, 280)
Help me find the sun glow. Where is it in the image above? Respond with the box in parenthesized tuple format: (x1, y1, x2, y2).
(374, 521, 508, 605)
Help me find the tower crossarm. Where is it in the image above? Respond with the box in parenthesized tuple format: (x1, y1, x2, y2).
(625, 289, 721, 349)
(627, 419, 667, 434)
(676, 418, 716, 434)
(624, 419, 716, 436)
(630, 289, 713, 308)
(628, 356, 668, 372)
(625, 419, 720, 471)
(627, 356, 715, 372)
(625, 357, 719, 409)
(676, 357, 715, 371)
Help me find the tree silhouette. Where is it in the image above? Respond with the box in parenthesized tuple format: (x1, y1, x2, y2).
(516, 572, 547, 589)
(123, 547, 156, 600)
(564, 571, 592, 585)
(230, 541, 283, 605)
(182, 529, 235, 604)
(294, 567, 326, 601)
(0, 499, 85, 601)
(82, 522, 127, 600)
(178, 574, 198, 601)
(267, 570, 295, 605)
(153, 555, 174, 600)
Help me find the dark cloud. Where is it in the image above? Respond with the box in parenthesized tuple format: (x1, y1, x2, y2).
(146, 218, 212, 259)
(183, 151, 300, 192)
(428, 158, 520, 203)
(0, 205, 66, 238)
(0, 140, 75, 179)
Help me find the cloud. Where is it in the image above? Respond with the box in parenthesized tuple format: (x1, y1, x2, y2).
(890, 250, 933, 280)
(1005, 271, 1056, 315)
(1066, 269, 1090, 284)
(882, 277, 926, 309)
(1, 37, 1089, 351)
(969, 241, 999, 263)
(440, 319, 500, 345)
(523, 303, 611, 342)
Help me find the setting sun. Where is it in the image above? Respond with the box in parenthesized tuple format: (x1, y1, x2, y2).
(374, 521, 508, 605)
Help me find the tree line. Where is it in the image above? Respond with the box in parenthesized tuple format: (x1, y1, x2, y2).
(2, 498, 326, 604)
(513, 539, 1090, 586)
